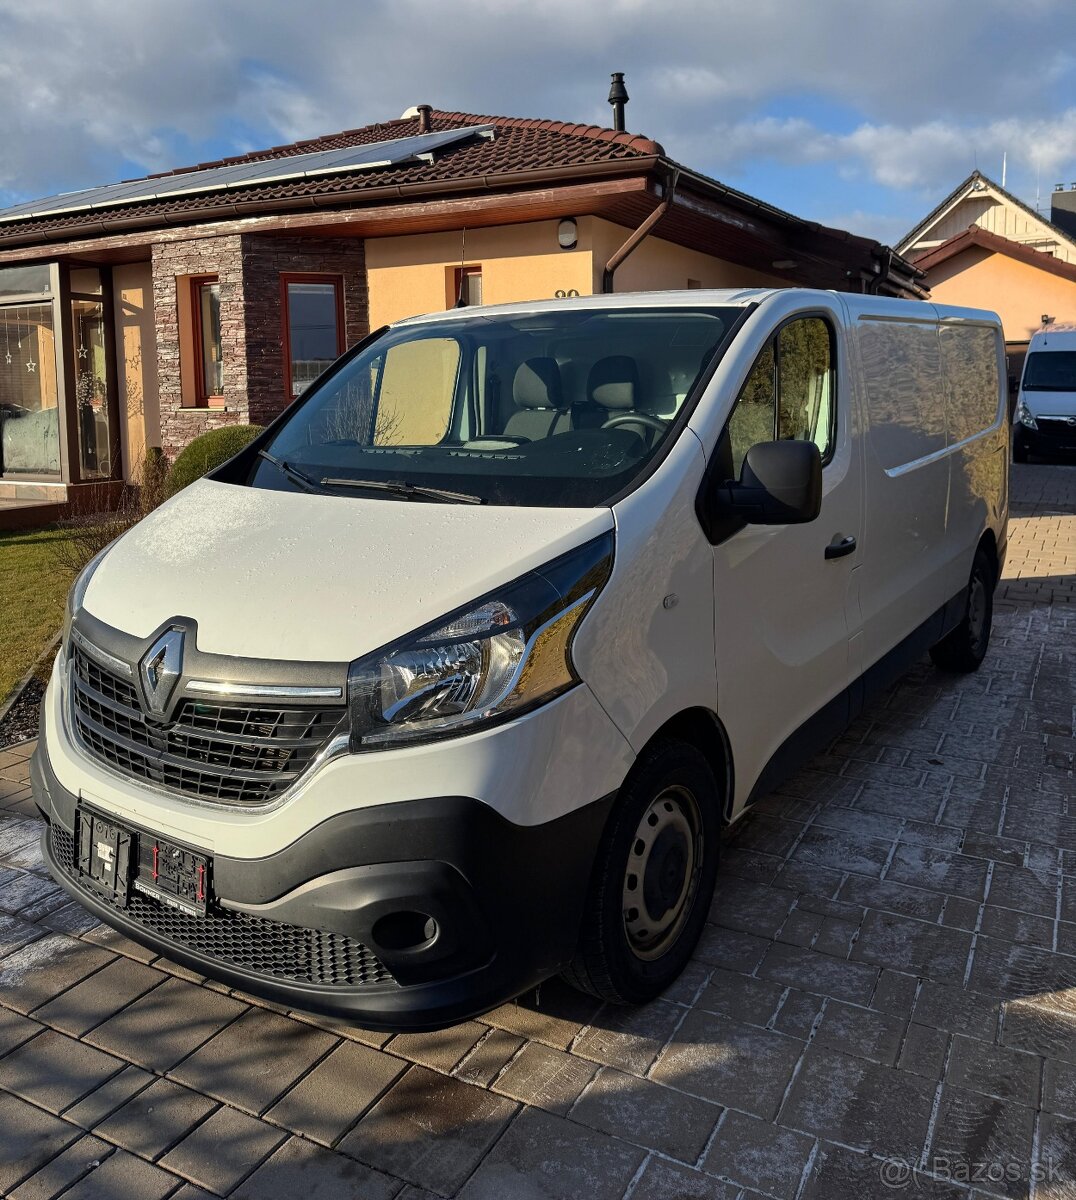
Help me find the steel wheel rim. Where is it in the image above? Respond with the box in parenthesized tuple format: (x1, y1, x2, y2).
(622, 785, 703, 961)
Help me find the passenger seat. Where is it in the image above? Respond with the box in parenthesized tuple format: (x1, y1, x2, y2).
(504, 358, 571, 440)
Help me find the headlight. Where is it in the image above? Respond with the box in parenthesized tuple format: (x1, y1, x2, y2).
(348, 532, 613, 748)
(1016, 402, 1038, 430)
(61, 548, 109, 659)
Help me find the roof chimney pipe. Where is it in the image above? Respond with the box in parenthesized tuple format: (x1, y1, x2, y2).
(607, 72, 628, 132)
(416, 104, 433, 134)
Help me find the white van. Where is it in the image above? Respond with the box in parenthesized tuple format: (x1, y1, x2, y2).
(1013, 326, 1076, 461)
(33, 289, 1008, 1030)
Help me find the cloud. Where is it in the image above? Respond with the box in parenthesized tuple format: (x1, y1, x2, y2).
(668, 108, 1076, 233)
(1, 0, 1076, 237)
(818, 210, 923, 245)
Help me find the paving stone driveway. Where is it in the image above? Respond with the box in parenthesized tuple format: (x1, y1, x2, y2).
(0, 463, 1074, 1200)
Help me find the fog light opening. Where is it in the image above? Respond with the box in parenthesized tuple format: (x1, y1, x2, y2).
(372, 911, 439, 951)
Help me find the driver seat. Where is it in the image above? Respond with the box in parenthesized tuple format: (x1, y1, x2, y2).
(586, 355, 662, 446)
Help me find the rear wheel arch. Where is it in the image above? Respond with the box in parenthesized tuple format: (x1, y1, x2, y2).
(976, 528, 1000, 589)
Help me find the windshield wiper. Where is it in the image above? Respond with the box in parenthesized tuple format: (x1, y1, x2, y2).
(258, 450, 325, 494)
(319, 477, 484, 505)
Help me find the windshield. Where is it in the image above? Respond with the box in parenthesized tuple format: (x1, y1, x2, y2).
(1023, 350, 1076, 392)
(251, 306, 742, 506)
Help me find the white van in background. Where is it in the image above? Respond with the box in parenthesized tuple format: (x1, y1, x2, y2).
(33, 289, 1008, 1030)
(1013, 327, 1076, 461)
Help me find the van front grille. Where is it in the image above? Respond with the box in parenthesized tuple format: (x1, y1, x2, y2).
(70, 644, 345, 806)
(1036, 418, 1076, 441)
(49, 825, 393, 989)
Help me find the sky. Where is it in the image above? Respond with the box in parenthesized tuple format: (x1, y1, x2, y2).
(2, 0, 1076, 246)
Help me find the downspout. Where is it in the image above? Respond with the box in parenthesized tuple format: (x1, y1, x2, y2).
(868, 246, 894, 295)
(602, 169, 679, 294)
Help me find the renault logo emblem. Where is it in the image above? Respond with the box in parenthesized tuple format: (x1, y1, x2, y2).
(140, 630, 184, 716)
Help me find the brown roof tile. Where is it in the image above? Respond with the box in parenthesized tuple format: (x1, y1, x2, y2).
(0, 110, 663, 242)
(148, 109, 663, 178)
(913, 224, 1076, 284)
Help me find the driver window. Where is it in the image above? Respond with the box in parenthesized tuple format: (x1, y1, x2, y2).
(777, 318, 833, 457)
(725, 316, 834, 475)
(728, 341, 775, 475)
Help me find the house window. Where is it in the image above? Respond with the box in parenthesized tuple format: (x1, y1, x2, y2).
(282, 275, 344, 399)
(192, 277, 223, 404)
(452, 265, 483, 308)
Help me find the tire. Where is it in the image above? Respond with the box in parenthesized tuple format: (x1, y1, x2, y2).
(929, 547, 994, 673)
(1013, 434, 1029, 464)
(563, 739, 721, 1005)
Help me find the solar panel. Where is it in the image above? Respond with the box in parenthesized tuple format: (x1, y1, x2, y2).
(0, 126, 495, 224)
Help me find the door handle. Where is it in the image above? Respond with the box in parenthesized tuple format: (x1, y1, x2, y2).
(825, 534, 857, 560)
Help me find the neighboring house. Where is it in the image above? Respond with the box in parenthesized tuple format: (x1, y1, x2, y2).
(899, 171, 1076, 386)
(0, 94, 922, 527)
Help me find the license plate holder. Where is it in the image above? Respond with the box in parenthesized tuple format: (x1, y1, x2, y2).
(77, 808, 133, 905)
(133, 833, 211, 917)
(76, 807, 211, 917)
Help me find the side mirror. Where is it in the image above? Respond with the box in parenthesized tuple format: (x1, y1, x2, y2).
(715, 439, 822, 525)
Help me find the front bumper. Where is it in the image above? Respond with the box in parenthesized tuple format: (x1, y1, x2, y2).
(1015, 422, 1076, 456)
(33, 730, 613, 1031)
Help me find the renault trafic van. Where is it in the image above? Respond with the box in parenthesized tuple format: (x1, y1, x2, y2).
(33, 289, 1008, 1030)
(1013, 326, 1076, 461)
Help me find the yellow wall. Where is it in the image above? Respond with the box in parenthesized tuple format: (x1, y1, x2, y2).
(924, 246, 1076, 345)
(365, 216, 787, 329)
(366, 220, 593, 327)
(112, 262, 162, 476)
(583, 217, 788, 293)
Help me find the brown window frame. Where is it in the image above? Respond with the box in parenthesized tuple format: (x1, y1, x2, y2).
(190, 275, 224, 407)
(280, 273, 346, 402)
(449, 264, 483, 309)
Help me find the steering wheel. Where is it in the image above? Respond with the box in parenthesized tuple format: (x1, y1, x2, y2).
(601, 413, 669, 435)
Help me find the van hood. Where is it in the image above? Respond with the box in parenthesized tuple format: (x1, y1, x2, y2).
(83, 479, 614, 663)
(1021, 389, 1076, 415)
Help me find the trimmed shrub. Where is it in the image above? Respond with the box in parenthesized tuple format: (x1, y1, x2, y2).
(166, 425, 263, 496)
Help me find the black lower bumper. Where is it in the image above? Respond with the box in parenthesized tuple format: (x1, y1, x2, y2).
(32, 735, 613, 1031)
(1016, 424, 1076, 457)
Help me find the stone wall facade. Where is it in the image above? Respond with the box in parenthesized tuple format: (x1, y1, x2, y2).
(242, 236, 368, 427)
(151, 233, 368, 461)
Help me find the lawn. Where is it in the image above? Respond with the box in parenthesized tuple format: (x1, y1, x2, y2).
(0, 526, 76, 704)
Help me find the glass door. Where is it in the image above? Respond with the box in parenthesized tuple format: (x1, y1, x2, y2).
(0, 303, 61, 476)
(71, 297, 113, 479)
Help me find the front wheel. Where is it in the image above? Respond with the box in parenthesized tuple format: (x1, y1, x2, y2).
(563, 740, 721, 1005)
(1013, 433, 1029, 464)
(930, 547, 994, 673)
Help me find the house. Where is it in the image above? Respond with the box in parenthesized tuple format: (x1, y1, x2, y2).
(898, 171, 1076, 386)
(0, 84, 923, 527)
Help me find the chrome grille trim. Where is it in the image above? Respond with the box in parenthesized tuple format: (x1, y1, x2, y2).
(70, 626, 133, 677)
(69, 641, 347, 807)
(186, 680, 344, 700)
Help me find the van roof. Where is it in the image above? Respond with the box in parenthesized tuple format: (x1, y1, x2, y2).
(1028, 327, 1076, 350)
(395, 288, 778, 326)
(395, 288, 1000, 328)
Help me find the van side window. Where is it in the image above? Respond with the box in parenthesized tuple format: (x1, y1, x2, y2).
(726, 316, 835, 475)
(727, 341, 776, 475)
(777, 318, 833, 458)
